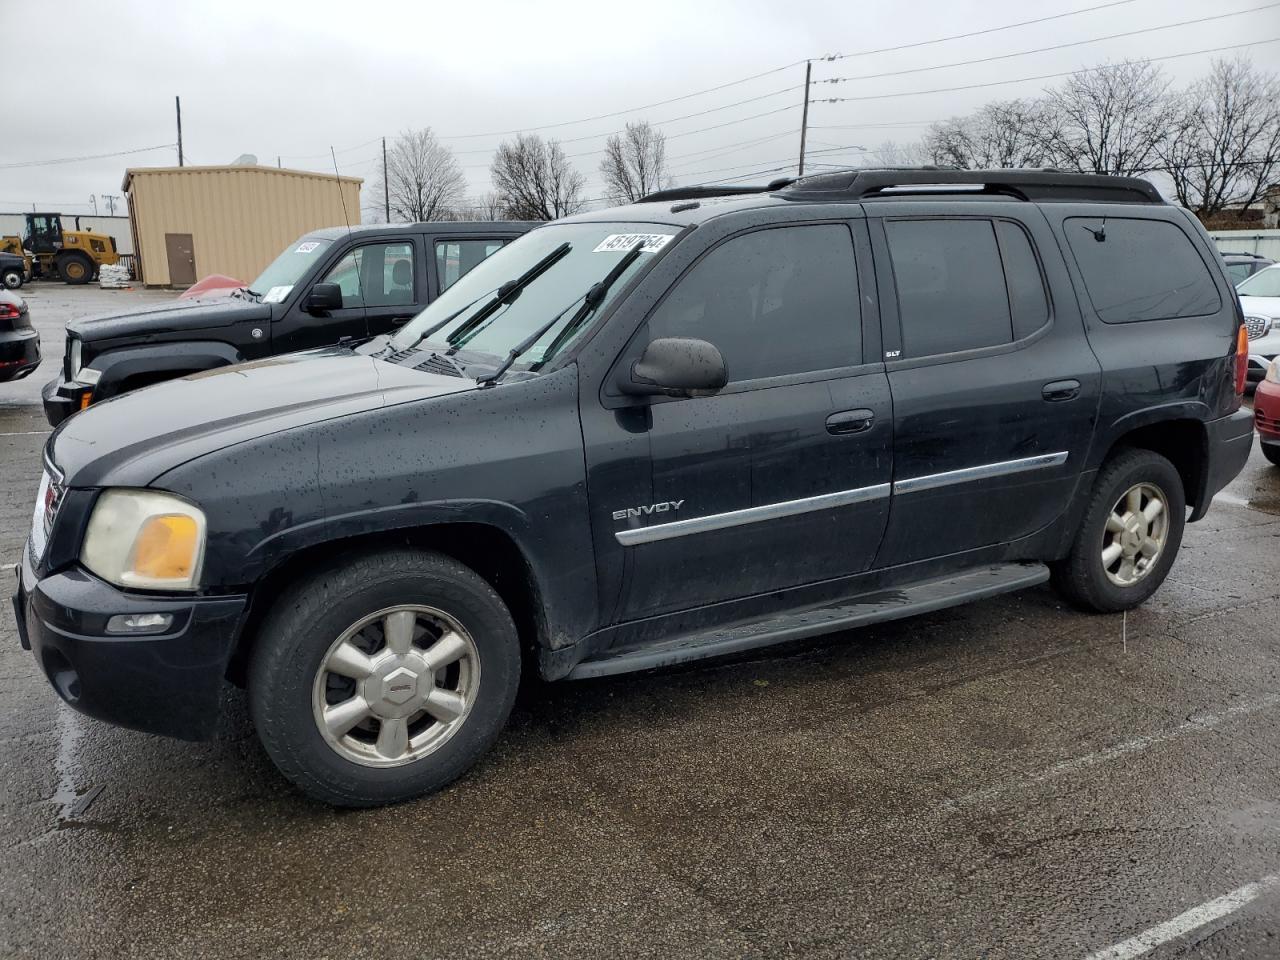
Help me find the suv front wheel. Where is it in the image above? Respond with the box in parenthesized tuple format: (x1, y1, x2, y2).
(1052, 448, 1186, 613)
(249, 549, 521, 807)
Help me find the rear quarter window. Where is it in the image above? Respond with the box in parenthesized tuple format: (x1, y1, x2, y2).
(1064, 217, 1221, 324)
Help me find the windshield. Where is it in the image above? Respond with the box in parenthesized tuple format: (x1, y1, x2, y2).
(1237, 265, 1280, 299)
(390, 222, 679, 367)
(250, 236, 334, 301)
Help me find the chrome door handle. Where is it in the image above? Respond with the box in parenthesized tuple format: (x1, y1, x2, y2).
(826, 409, 875, 435)
(1042, 379, 1081, 402)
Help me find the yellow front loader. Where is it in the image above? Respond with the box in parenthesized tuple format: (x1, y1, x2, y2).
(0, 212, 120, 284)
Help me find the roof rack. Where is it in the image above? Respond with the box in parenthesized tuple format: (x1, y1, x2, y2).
(638, 177, 796, 203)
(777, 167, 1164, 204)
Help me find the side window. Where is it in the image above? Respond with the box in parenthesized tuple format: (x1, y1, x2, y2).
(436, 239, 508, 292)
(885, 219, 1013, 357)
(1064, 217, 1222, 323)
(1226, 263, 1250, 285)
(320, 242, 415, 308)
(645, 224, 861, 383)
(995, 220, 1050, 340)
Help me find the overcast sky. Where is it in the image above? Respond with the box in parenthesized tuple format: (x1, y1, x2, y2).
(3, 0, 1277, 217)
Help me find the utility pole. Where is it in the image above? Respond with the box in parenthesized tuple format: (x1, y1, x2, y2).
(102, 194, 119, 216)
(277, 156, 282, 168)
(382, 136, 390, 222)
(175, 96, 184, 167)
(798, 61, 812, 177)
(89, 195, 98, 215)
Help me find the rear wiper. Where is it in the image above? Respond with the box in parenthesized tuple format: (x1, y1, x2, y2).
(478, 241, 645, 387)
(426, 242, 571, 352)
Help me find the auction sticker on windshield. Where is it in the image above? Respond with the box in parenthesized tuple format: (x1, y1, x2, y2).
(262, 285, 293, 303)
(593, 234, 674, 254)
(295, 242, 321, 254)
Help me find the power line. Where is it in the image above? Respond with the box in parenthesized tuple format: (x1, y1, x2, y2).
(820, 0, 1137, 61)
(817, 37, 1280, 104)
(820, 4, 1280, 85)
(0, 143, 177, 170)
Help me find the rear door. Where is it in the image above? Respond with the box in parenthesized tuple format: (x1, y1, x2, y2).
(868, 202, 1101, 566)
(585, 216, 894, 622)
(428, 235, 514, 298)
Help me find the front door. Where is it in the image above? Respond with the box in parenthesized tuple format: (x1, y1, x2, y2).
(277, 239, 423, 352)
(164, 232, 196, 286)
(590, 221, 893, 622)
(868, 206, 1102, 566)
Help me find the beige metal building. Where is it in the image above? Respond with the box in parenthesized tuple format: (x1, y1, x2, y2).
(122, 165, 362, 287)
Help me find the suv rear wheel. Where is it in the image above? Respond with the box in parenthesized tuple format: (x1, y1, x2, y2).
(1052, 448, 1186, 612)
(249, 549, 521, 807)
(1, 267, 21, 289)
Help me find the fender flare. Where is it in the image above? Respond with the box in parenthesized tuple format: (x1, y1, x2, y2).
(90, 340, 245, 400)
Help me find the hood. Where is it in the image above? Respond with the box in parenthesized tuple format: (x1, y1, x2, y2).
(66, 296, 271, 343)
(1239, 295, 1280, 319)
(49, 347, 476, 487)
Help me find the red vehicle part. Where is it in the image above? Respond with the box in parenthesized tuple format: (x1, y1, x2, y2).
(178, 274, 245, 300)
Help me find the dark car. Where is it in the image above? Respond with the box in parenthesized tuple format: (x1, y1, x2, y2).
(14, 169, 1254, 806)
(1222, 251, 1274, 285)
(0, 290, 39, 382)
(41, 221, 534, 425)
(1, 251, 28, 290)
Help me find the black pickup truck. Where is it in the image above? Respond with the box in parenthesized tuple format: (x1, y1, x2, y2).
(42, 221, 534, 425)
(16, 169, 1254, 806)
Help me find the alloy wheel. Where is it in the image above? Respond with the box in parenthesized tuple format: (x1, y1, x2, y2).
(1100, 481, 1169, 587)
(311, 604, 480, 767)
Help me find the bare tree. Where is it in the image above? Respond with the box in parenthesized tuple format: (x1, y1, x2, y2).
(1040, 61, 1174, 176)
(1157, 57, 1280, 218)
(443, 193, 508, 221)
(860, 139, 932, 167)
(924, 99, 1054, 169)
(370, 128, 466, 223)
(491, 134, 587, 220)
(599, 121, 671, 202)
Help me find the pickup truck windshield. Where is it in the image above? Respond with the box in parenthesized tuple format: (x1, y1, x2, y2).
(390, 223, 678, 366)
(249, 237, 334, 300)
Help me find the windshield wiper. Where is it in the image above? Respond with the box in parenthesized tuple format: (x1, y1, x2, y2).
(417, 242, 571, 352)
(478, 241, 645, 387)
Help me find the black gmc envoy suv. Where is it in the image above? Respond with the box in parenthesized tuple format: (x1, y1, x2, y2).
(14, 169, 1254, 806)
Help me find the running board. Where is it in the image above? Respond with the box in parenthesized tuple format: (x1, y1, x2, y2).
(568, 562, 1050, 679)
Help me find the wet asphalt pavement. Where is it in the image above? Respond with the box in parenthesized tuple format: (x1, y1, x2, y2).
(1, 284, 1278, 959)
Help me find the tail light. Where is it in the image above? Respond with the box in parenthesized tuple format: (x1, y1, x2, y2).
(0, 301, 20, 329)
(1235, 323, 1249, 396)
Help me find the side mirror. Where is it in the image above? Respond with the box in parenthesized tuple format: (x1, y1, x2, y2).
(620, 337, 727, 398)
(305, 282, 344, 313)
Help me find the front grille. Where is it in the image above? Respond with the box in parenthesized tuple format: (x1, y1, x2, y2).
(1257, 408, 1280, 432)
(1245, 315, 1271, 340)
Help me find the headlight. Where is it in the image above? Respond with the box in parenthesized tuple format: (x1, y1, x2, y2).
(68, 338, 82, 379)
(1267, 359, 1280, 384)
(80, 490, 206, 590)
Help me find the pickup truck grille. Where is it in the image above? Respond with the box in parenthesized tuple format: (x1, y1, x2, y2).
(1245, 315, 1272, 340)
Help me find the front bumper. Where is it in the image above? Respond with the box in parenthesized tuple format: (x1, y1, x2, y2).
(1196, 407, 1255, 519)
(13, 543, 247, 741)
(41, 375, 93, 427)
(0, 331, 39, 383)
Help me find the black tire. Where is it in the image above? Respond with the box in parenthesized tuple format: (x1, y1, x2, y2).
(248, 549, 521, 807)
(1263, 443, 1280, 467)
(56, 253, 93, 285)
(1, 268, 21, 290)
(1051, 448, 1186, 613)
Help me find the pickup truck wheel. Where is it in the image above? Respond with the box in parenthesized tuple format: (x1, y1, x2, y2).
(248, 549, 521, 807)
(1, 268, 21, 289)
(1052, 448, 1185, 613)
(56, 253, 93, 284)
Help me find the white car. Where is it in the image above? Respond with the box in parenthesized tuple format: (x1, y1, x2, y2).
(1237, 264, 1280, 388)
